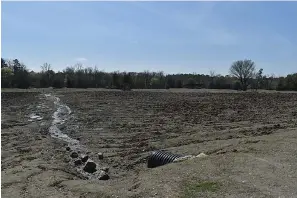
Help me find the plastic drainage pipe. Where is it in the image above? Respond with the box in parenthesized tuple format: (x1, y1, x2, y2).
(147, 150, 182, 168)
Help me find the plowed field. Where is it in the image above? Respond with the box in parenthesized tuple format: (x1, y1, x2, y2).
(2, 89, 297, 198)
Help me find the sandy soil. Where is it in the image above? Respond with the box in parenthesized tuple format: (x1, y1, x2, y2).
(1, 89, 297, 198)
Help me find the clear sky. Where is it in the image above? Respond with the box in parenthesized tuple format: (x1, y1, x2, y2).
(1, 2, 297, 76)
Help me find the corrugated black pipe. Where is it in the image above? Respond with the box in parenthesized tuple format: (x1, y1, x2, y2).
(147, 150, 182, 168)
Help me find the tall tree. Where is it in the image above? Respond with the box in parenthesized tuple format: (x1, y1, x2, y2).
(209, 70, 216, 89)
(1, 58, 7, 68)
(229, 59, 256, 91)
(112, 72, 120, 88)
(1, 67, 14, 87)
(254, 68, 263, 91)
(12, 59, 22, 72)
(122, 72, 132, 90)
(41, 63, 54, 87)
(41, 63, 52, 72)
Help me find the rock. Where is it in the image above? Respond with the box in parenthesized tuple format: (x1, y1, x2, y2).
(196, 153, 207, 158)
(10, 106, 19, 112)
(35, 137, 42, 140)
(101, 167, 109, 172)
(70, 152, 79, 158)
(81, 155, 89, 163)
(274, 124, 281, 128)
(98, 152, 103, 160)
(83, 162, 97, 173)
(66, 147, 71, 151)
(174, 153, 208, 163)
(74, 159, 82, 166)
(98, 171, 109, 180)
(173, 155, 194, 162)
(19, 147, 32, 153)
(59, 125, 66, 130)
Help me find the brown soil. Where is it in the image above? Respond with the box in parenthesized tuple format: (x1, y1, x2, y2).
(2, 89, 297, 198)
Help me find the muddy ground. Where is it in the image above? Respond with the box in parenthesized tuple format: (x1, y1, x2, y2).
(1, 89, 297, 198)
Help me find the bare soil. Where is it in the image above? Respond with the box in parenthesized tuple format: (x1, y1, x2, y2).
(2, 89, 297, 198)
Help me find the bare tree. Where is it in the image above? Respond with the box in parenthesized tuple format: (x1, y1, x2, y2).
(41, 63, 53, 87)
(209, 70, 216, 78)
(209, 70, 216, 88)
(254, 68, 263, 91)
(74, 63, 83, 71)
(6, 59, 14, 69)
(229, 59, 256, 91)
(144, 70, 150, 89)
(268, 74, 275, 90)
(41, 63, 51, 73)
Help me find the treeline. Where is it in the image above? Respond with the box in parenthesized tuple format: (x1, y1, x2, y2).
(1, 58, 297, 91)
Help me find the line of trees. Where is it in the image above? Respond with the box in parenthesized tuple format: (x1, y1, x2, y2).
(1, 58, 297, 91)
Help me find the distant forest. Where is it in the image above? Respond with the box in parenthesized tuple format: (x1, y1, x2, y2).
(1, 58, 297, 91)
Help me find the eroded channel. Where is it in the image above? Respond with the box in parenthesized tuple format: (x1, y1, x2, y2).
(42, 93, 109, 180)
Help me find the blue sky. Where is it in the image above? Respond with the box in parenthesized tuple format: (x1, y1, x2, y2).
(1, 2, 297, 75)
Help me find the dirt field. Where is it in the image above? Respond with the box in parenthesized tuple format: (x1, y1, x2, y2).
(2, 89, 297, 198)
